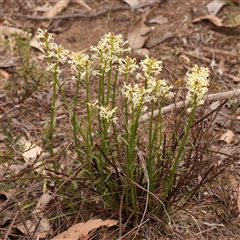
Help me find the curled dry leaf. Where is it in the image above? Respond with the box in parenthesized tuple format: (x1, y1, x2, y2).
(51, 219, 118, 240)
(192, 15, 223, 26)
(219, 130, 235, 144)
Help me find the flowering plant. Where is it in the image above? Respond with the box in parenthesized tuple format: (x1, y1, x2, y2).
(37, 29, 211, 229)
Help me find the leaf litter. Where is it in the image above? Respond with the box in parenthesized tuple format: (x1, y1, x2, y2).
(1, 0, 240, 239)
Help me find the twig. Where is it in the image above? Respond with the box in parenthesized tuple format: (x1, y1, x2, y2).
(14, 2, 158, 20)
(182, 51, 211, 63)
(202, 46, 239, 57)
(139, 88, 240, 123)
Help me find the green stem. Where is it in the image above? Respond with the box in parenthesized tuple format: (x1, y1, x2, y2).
(49, 70, 58, 158)
(163, 104, 196, 199)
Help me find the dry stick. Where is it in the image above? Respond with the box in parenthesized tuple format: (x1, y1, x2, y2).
(202, 46, 239, 57)
(139, 88, 240, 123)
(14, 3, 158, 20)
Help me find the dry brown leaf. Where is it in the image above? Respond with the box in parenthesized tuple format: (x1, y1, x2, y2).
(132, 48, 149, 57)
(206, 0, 228, 16)
(192, 15, 223, 26)
(148, 15, 168, 24)
(219, 130, 235, 144)
(146, 31, 174, 48)
(16, 218, 52, 238)
(0, 18, 6, 24)
(33, 193, 52, 215)
(0, 25, 27, 36)
(121, 0, 140, 8)
(43, 0, 70, 18)
(127, 6, 157, 49)
(21, 139, 42, 164)
(0, 68, 10, 79)
(218, 56, 226, 75)
(51, 219, 118, 240)
(0, 57, 21, 68)
(127, 16, 151, 49)
(30, 34, 45, 53)
(0, 209, 16, 225)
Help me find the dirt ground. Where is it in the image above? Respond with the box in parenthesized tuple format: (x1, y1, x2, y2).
(1, 0, 240, 239)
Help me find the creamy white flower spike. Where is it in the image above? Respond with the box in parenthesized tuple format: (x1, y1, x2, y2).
(140, 55, 163, 77)
(36, 28, 69, 77)
(90, 32, 131, 69)
(36, 29, 54, 45)
(185, 65, 209, 112)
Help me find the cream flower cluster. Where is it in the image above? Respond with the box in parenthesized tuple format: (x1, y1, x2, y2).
(122, 56, 174, 110)
(140, 55, 163, 77)
(36, 29, 211, 135)
(185, 65, 209, 111)
(122, 83, 151, 112)
(37, 29, 69, 76)
(118, 56, 138, 75)
(68, 53, 92, 73)
(98, 105, 118, 124)
(90, 32, 131, 67)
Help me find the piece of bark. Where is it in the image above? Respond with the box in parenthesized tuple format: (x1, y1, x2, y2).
(211, 24, 240, 36)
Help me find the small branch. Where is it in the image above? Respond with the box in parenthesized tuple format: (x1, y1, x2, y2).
(14, 3, 158, 20)
(202, 46, 239, 57)
(139, 88, 240, 123)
